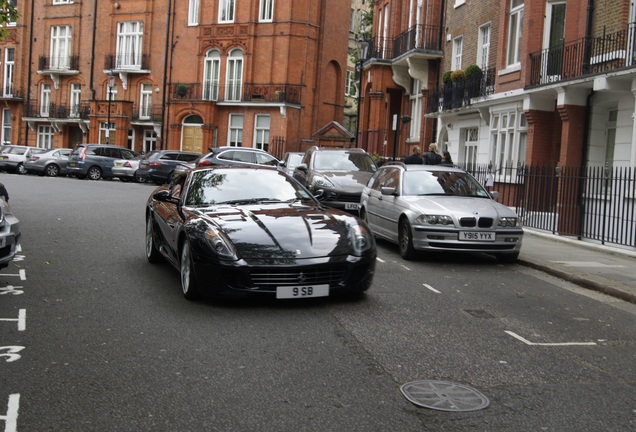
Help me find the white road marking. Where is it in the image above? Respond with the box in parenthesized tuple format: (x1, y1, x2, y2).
(0, 270, 26, 281)
(376, 257, 385, 263)
(505, 331, 597, 346)
(423, 284, 441, 294)
(0, 309, 26, 331)
(0, 393, 19, 432)
(551, 261, 624, 268)
(401, 264, 411, 271)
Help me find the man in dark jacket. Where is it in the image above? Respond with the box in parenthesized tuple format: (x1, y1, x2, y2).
(404, 146, 423, 164)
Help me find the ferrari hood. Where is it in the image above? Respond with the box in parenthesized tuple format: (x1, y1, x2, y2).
(198, 204, 356, 260)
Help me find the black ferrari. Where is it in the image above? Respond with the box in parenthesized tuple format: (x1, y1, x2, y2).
(145, 165, 377, 300)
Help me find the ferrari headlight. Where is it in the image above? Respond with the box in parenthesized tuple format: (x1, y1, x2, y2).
(312, 176, 335, 189)
(415, 214, 454, 225)
(498, 217, 519, 227)
(348, 223, 373, 256)
(203, 228, 237, 258)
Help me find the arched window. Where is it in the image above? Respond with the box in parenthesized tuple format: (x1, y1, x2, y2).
(225, 49, 243, 102)
(203, 50, 220, 101)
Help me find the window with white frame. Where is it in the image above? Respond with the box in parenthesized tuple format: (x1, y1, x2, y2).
(188, 0, 200, 26)
(6, 0, 16, 26)
(128, 129, 135, 150)
(225, 49, 243, 101)
(409, 79, 422, 140)
(345, 70, 357, 97)
(144, 129, 158, 153)
(117, 21, 144, 69)
(490, 110, 527, 171)
(51, 25, 72, 69)
(462, 127, 479, 170)
(40, 83, 51, 117)
(452, 36, 463, 70)
(53, 0, 73, 4)
(254, 114, 270, 150)
(1, 109, 10, 145)
(219, 0, 235, 23)
(203, 50, 220, 101)
(70, 82, 81, 117)
(140, 83, 152, 119)
(100, 121, 115, 144)
(37, 125, 54, 149)
(3, 47, 14, 97)
(228, 114, 243, 147)
(478, 24, 491, 69)
(259, 0, 273, 22)
(506, 0, 524, 67)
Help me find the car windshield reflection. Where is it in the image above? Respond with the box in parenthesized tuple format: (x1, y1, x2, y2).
(185, 169, 313, 207)
(314, 153, 376, 172)
(403, 170, 491, 197)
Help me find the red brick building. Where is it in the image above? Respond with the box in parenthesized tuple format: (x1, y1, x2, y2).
(0, 0, 351, 157)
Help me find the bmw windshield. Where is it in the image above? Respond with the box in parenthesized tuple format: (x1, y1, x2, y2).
(403, 170, 491, 198)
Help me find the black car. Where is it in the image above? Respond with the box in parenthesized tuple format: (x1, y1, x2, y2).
(145, 165, 376, 300)
(67, 144, 139, 180)
(136, 150, 202, 184)
(195, 146, 280, 168)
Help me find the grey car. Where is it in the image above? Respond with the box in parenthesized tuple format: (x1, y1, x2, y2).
(293, 146, 377, 213)
(360, 163, 523, 262)
(136, 150, 202, 184)
(0, 195, 21, 269)
(67, 144, 139, 180)
(24, 148, 72, 177)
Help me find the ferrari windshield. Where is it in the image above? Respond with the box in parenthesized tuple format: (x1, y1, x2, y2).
(402, 170, 491, 197)
(184, 168, 314, 206)
(313, 152, 376, 172)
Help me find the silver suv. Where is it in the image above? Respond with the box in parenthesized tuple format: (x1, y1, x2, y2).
(67, 144, 139, 180)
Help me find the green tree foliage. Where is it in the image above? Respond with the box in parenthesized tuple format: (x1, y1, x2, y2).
(0, 1, 19, 40)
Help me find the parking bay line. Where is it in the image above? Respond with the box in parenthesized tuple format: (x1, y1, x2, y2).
(423, 283, 441, 294)
(505, 330, 597, 346)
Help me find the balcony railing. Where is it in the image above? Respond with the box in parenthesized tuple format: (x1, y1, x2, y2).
(131, 104, 163, 122)
(25, 102, 90, 119)
(362, 24, 442, 62)
(1, 87, 24, 99)
(38, 55, 80, 71)
(529, 22, 636, 87)
(427, 68, 496, 112)
(168, 82, 302, 104)
(104, 53, 150, 71)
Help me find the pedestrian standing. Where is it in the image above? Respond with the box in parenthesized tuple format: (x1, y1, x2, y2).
(424, 143, 442, 165)
(404, 146, 424, 164)
(440, 151, 454, 166)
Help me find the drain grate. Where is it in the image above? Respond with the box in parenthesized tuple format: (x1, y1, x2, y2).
(400, 380, 490, 412)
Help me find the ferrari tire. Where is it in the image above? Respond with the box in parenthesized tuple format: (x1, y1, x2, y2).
(180, 240, 200, 300)
(145, 215, 163, 263)
(398, 218, 417, 260)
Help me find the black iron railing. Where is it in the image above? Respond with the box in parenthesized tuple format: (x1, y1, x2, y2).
(104, 53, 150, 71)
(362, 24, 442, 62)
(168, 82, 302, 104)
(427, 68, 496, 112)
(461, 163, 636, 249)
(529, 22, 636, 87)
(25, 102, 90, 119)
(131, 105, 162, 122)
(38, 55, 80, 71)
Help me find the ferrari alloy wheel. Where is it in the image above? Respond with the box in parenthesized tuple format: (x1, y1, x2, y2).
(398, 218, 416, 260)
(180, 241, 200, 300)
(145, 215, 162, 263)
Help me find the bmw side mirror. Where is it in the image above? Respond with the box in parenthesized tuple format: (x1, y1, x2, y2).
(489, 190, 499, 201)
(380, 186, 396, 196)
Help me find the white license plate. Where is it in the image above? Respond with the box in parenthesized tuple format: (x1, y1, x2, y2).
(345, 203, 360, 210)
(460, 231, 496, 242)
(276, 284, 329, 299)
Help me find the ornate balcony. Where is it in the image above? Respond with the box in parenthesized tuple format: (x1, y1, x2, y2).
(168, 82, 302, 104)
(427, 68, 496, 113)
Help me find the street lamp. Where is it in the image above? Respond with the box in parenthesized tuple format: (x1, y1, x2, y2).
(355, 36, 369, 149)
(106, 73, 115, 144)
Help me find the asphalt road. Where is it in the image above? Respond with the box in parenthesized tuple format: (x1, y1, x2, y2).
(0, 173, 635, 432)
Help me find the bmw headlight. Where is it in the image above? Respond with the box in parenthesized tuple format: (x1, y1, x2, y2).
(312, 176, 335, 189)
(498, 217, 519, 227)
(348, 223, 373, 256)
(415, 214, 454, 226)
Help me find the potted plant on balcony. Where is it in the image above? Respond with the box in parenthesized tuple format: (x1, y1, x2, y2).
(464, 64, 483, 99)
(176, 83, 188, 98)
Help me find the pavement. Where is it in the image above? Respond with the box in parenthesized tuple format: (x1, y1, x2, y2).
(518, 228, 636, 304)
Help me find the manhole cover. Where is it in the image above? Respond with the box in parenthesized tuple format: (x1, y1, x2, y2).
(400, 380, 490, 412)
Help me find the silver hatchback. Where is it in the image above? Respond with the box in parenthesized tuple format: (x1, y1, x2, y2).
(360, 163, 523, 262)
